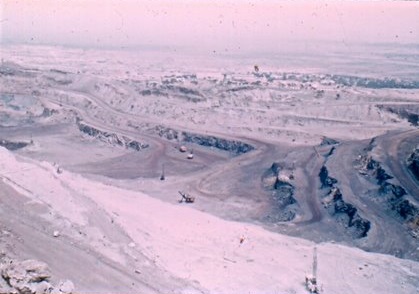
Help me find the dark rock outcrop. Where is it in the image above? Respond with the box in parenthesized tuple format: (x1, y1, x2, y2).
(379, 182, 406, 200)
(407, 148, 419, 181)
(42, 108, 59, 118)
(375, 165, 394, 185)
(377, 104, 419, 126)
(262, 163, 298, 222)
(182, 132, 254, 155)
(320, 137, 339, 146)
(321, 186, 371, 239)
(0, 139, 29, 151)
(271, 162, 281, 173)
(155, 125, 254, 155)
(269, 180, 297, 222)
(319, 166, 337, 188)
(363, 137, 377, 152)
(273, 180, 296, 207)
(329, 188, 371, 238)
(359, 154, 419, 224)
(319, 166, 371, 238)
(392, 200, 419, 220)
(78, 121, 148, 151)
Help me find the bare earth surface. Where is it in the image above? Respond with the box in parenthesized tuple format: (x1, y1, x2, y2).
(0, 45, 419, 293)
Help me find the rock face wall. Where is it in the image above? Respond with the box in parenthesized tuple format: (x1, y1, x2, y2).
(319, 166, 337, 189)
(357, 154, 419, 238)
(319, 166, 371, 239)
(155, 125, 254, 155)
(377, 104, 419, 126)
(182, 132, 254, 155)
(78, 121, 148, 151)
(0, 139, 29, 151)
(262, 163, 298, 222)
(0, 256, 74, 294)
(408, 148, 419, 181)
(363, 156, 418, 220)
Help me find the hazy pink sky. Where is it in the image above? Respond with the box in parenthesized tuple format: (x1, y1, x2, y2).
(1, 1, 418, 52)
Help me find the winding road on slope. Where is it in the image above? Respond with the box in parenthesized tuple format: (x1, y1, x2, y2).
(44, 84, 327, 225)
(41, 81, 419, 260)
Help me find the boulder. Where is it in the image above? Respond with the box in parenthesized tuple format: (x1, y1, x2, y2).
(20, 260, 51, 283)
(0, 258, 74, 294)
(58, 280, 74, 294)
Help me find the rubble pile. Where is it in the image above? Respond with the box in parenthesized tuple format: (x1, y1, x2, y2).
(0, 256, 74, 294)
(262, 162, 298, 222)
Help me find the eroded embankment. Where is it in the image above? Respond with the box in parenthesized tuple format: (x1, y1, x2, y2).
(407, 147, 419, 182)
(377, 104, 419, 126)
(355, 137, 419, 239)
(0, 139, 30, 151)
(77, 121, 149, 151)
(154, 125, 254, 155)
(319, 166, 371, 239)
